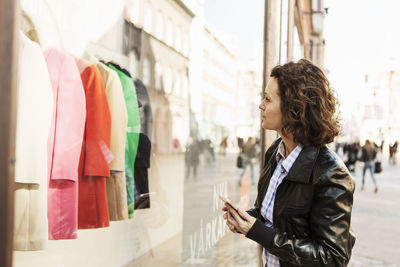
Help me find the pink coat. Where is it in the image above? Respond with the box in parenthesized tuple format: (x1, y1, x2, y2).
(45, 49, 86, 239)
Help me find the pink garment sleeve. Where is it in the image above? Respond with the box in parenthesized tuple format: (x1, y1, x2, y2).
(45, 49, 86, 182)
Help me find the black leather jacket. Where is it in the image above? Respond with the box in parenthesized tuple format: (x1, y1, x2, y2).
(246, 138, 356, 266)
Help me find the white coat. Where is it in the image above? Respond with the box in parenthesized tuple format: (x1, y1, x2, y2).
(14, 32, 53, 251)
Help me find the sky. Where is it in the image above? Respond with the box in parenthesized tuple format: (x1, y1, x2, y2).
(204, 0, 400, 121)
(324, 0, 400, 118)
(204, 0, 265, 69)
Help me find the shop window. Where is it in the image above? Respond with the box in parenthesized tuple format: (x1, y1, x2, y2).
(12, 2, 264, 267)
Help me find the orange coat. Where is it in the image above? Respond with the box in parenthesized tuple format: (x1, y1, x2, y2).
(75, 58, 111, 229)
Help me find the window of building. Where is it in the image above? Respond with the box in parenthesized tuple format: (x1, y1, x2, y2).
(166, 18, 173, 46)
(129, 52, 139, 76)
(144, 2, 152, 33)
(155, 10, 164, 40)
(175, 26, 182, 52)
(173, 71, 181, 96)
(183, 32, 189, 56)
(155, 61, 163, 90)
(182, 74, 189, 98)
(164, 66, 172, 94)
(142, 57, 151, 87)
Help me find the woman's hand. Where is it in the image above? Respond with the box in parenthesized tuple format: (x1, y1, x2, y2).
(222, 204, 256, 235)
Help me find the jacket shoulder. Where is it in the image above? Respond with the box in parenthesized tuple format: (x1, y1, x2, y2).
(314, 146, 353, 184)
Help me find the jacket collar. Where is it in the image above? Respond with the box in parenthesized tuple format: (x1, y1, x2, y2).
(284, 144, 320, 183)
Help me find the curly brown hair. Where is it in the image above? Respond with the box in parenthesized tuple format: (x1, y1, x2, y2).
(270, 59, 340, 147)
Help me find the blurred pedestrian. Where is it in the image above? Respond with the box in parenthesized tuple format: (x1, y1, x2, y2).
(185, 137, 200, 180)
(222, 59, 355, 266)
(200, 138, 215, 164)
(360, 140, 378, 193)
(237, 137, 244, 152)
(379, 140, 384, 152)
(238, 137, 256, 185)
(389, 141, 398, 165)
(219, 136, 228, 156)
(172, 137, 181, 151)
(344, 142, 359, 173)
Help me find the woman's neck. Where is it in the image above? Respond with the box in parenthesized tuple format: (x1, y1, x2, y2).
(280, 135, 298, 158)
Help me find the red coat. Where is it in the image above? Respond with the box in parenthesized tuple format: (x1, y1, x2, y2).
(75, 58, 111, 229)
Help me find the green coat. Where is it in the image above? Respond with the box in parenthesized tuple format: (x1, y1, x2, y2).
(108, 64, 140, 218)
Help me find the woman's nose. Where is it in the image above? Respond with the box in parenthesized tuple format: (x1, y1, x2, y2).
(259, 102, 265, 111)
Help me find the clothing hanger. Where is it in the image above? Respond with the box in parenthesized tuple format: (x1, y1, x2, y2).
(20, 10, 40, 45)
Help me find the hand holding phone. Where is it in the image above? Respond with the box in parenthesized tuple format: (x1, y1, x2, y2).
(219, 196, 239, 212)
(219, 195, 247, 221)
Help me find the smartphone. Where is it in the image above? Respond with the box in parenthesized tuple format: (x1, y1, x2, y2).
(219, 196, 247, 221)
(219, 196, 239, 212)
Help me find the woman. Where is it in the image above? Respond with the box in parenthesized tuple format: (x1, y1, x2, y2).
(360, 140, 378, 192)
(223, 59, 355, 266)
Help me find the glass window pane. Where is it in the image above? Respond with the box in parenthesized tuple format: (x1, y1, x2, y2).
(12, 1, 269, 267)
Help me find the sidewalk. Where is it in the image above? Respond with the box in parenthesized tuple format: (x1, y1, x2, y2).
(348, 160, 400, 266)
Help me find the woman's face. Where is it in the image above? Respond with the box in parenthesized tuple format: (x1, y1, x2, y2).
(259, 77, 283, 132)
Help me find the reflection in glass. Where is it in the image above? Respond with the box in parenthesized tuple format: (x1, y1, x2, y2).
(142, 57, 151, 87)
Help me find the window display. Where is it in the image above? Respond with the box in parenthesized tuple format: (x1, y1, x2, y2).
(10, 0, 264, 266)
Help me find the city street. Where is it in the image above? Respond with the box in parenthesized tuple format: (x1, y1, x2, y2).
(180, 152, 400, 266)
